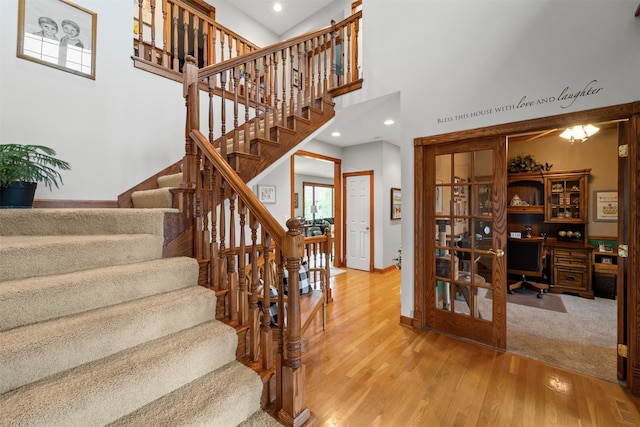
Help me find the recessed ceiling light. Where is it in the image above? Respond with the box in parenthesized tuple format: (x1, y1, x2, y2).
(273, 3, 282, 12)
(384, 119, 395, 125)
(331, 132, 341, 137)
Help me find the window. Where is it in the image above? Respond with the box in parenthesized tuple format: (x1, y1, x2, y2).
(303, 182, 333, 222)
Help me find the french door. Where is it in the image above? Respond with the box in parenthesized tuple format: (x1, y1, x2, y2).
(416, 136, 508, 349)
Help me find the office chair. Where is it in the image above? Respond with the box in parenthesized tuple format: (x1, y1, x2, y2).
(507, 237, 549, 299)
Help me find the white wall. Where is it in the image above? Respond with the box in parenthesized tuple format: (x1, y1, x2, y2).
(339, 0, 640, 319)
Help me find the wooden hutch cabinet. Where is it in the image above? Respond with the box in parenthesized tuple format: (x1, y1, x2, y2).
(544, 170, 590, 223)
(507, 169, 593, 298)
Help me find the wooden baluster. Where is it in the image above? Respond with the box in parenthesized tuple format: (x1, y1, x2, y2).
(295, 43, 303, 115)
(228, 193, 238, 322)
(352, 17, 360, 82)
(227, 32, 233, 61)
(192, 16, 199, 66)
(249, 213, 261, 361)
(302, 40, 309, 108)
(238, 201, 248, 326)
(201, 24, 209, 67)
(265, 55, 272, 131)
(323, 228, 333, 303)
(220, 70, 227, 159)
(149, 0, 156, 62)
(182, 11, 189, 71)
(161, 0, 169, 67)
(218, 182, 228, 317)
(231, 66, 239, 154)
(330, 20, 337, 90)
(208, 76, 214, 144)
(345, 23, 352, 84)
(220, 31, 225, 62)
(281, 49, 287, 125)
(280, 218, 310, 426)
(211, 169, 221, 313)
(261, 233, 274, 371)
(244, 62, 250, 152)
(311, 37, 318, 102)
(172, 4, 179, 71)
(322, 33, 329, 96)
(272, 53, 279, 127)
(289, 46, 295, 117)
(137, 0, 145, 60)
(210, 26, 217, 85)
(253, 59, 261, 140)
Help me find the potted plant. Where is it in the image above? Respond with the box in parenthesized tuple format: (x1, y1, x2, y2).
(0, 144, 71, 208)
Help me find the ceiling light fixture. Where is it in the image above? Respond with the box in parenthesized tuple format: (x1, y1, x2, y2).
(273, 3, 282, 12)
(331, 132, 341, 137)
(559, 124, 599, 144)
(384, 119, 395, 125)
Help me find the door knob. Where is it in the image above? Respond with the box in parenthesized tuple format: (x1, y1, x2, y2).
(487, 248, 504, 257)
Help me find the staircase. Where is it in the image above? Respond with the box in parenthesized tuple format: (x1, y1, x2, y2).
(0, 208, 281, 426)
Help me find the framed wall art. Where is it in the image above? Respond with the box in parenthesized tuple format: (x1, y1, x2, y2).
(258, 185, 276, 204)
(391, 187, 401, 220)
(594, 190, 618, 222)
(17, 0, 97, 79)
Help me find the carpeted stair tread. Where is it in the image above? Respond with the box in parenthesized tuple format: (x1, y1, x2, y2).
(131, 187, 174, 208)
(0, 320, 238, 426)
(0, 285, 218, 394)
(0, 234, 164, 281)
(108, 361, 266, 426)
(0, 256, 200, 332)
(0, 208, 171, 237)
(156, 172, 183, 188)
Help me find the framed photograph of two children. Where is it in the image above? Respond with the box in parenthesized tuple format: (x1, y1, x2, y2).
(17, 0, 97, 79)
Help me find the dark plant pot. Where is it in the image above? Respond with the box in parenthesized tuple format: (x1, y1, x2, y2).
(0, 181, 37, 208)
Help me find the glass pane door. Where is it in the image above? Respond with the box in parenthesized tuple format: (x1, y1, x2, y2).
(430, 138, 507, 349)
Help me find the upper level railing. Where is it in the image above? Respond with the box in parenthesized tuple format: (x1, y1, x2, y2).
(133, 0, 362, 95)
(134, 0, 258, 74)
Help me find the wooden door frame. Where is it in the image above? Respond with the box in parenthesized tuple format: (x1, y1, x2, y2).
(413, 101, 640, 393)
(343, 171, 374, 272)
(290, 150, 343, 267)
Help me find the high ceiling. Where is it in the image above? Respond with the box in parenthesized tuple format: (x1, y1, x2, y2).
(225, 0, 335, 37)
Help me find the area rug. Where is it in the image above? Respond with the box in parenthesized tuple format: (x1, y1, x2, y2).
(486, 288, 567, 313)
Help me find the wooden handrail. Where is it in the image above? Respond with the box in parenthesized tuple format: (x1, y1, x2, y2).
(198, 11, 362, 79)
(189, 129, 285, 244)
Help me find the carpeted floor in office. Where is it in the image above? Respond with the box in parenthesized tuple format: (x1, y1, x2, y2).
(477, 288, 617, 383)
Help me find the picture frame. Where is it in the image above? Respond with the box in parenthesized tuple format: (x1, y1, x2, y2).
(17, 0, 97, 79)
(435, 179, 443, 214)
(391, 187, 402, 220)
(294, 192, 299, 209)
(258, 185, 276, 204)
(594, 190, 618, 222)
(453, 176, 461, 196)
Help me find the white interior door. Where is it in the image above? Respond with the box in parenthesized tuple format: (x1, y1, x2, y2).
(345, 174, 371, 271)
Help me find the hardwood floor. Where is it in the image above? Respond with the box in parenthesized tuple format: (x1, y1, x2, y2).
(302, 268, 640, 426)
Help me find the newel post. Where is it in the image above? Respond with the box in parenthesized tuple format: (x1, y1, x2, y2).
(183, 55, 200, 188)
(279, 218, 311, 426)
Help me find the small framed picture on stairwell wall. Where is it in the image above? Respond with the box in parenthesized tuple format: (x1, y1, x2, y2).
(258, 185, 276, 204)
